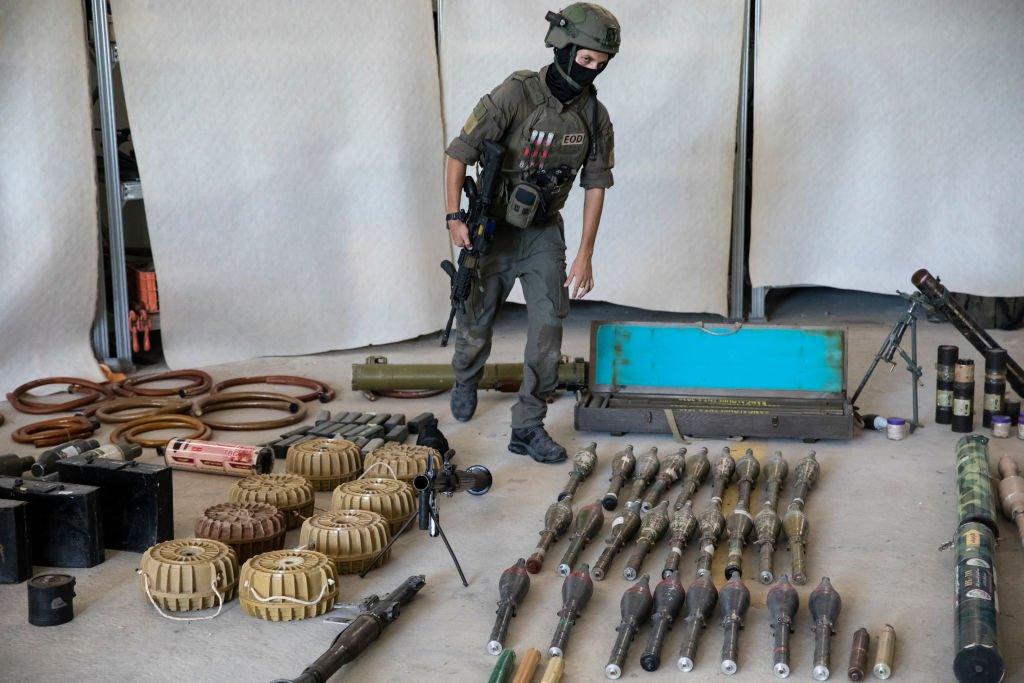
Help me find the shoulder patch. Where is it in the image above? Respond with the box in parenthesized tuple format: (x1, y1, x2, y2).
(462, 101, 487, 135)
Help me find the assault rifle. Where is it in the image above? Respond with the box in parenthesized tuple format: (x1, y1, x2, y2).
(440, 140, 506, 346)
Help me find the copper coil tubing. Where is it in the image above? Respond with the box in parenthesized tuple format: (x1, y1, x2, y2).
(114, 369, 213, 398)
(110, 414, 212, 448)
(93, 397, 192, 424)
(11, 415, 99, 447)
(192, 391, 307, 431)
(7, 376, 113, 414)
(211, 375, 336, 403)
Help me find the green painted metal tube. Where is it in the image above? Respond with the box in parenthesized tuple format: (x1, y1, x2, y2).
(488, 649, 517, 683)
(955, 435, 998, 531)
(351, 356, 587, 393)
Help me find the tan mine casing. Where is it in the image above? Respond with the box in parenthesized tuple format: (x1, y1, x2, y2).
(194, 502, 287, 565)
(286, 438, 363, 491)
(331, 477, 416, 535)
(229, 474, 315, 530)
(299, 510, 390, 574)
(138, 538, 238, 613)
(239, 549, 338, 621)
(363, 443, 441, 483)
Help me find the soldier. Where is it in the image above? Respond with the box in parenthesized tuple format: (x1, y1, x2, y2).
(445, 3, 620, 464)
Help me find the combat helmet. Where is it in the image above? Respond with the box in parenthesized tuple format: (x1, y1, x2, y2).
(545, 3, 621, 55)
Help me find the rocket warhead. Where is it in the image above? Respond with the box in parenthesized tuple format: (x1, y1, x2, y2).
(669, 501, 698, 542)
(997, 454, 1024, 547)
(618, 573, 654, 623)
(557, 500, 605, 576)
(561, 562, 594, 613)
(487, 558, 531, 655)
(754, 505, 783, 584)
(642, 449, 686, 512)
(640, 571, 687, 671)
(603, 445, 636, 510)
(718, 575, 751, 675)
(710, 447, 736, 500)
(794, 451, 820, 492)
(558, 442, 598, 501)
(695, 500, 726, 576)
(724, 504, 755, 580)
(624, 501, 670, 580)
(767, 574, 799, 627)
(766, 574, 799, 678)
(527, 498, 574, 573)
(809, 577, 842, 681)
(781, 507, 809, 584)
(763, 451, 789, 486)
(735, 449, 761, 486)
(676, 574, 718, 672)
(675, 447, 710, 510)
(625, 447, 660, 502)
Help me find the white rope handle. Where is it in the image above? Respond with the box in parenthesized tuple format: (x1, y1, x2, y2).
(245, 576, 334, 605)
(138, 570, 225, 622)
(360, 460, 398, 480)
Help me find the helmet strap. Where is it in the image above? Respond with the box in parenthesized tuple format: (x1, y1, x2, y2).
(554, 44, 583, 92)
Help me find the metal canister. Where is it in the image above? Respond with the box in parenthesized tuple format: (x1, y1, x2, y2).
(982, 348, 1007, 428)
(935, 345, 958, 424)
(872, 625, 895, 679)
(163, 438, 274, 476)
(952, 359, 975, 433)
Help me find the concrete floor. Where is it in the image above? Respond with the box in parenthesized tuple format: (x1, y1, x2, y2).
(1, 292, 1022, 683)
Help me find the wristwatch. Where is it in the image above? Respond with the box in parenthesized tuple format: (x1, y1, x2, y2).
(445, 211, 464, 224)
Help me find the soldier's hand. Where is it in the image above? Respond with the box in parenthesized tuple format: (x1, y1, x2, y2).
(448, 220, 472, 249)
(565, 255, 595, 299)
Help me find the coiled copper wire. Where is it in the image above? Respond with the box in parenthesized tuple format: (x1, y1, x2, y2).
(114, 369, 213, 398)
(7, 377, 113, 414)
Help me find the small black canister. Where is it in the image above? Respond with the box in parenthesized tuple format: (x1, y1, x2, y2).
(982, 348, 1008, 428)
(27, 574, 76, 627)
(952, 359, 975, 433)
(935, 345, 958, 425)
(1005, 395, 1021, 426)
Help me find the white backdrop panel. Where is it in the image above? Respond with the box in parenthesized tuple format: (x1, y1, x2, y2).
(111, 0, 450, 368)
(439, 0, 744, 315)
(750, 1, 1024, 296)
(0, 1, 103, 391)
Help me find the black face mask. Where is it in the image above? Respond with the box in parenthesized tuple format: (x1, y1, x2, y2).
(547, 45, 606, 103)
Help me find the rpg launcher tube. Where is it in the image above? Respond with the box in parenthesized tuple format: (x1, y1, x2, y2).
(527, 498, 573, 574)
(673, 447, 710, 511)
(676, 574, 718, 672)
(624, 500, 670, 580)
(755, 452, 788, 584)
(936, 345, 959, 424)
(913, 268, 1024, 397)
(694, 498, 725, 577)
(847, 628, 869, 681)
(783, 451, 819, 585)
(351, 356, 588, 393)
(724, 450, 760, 579)
(997, 455, 1024, 547)
(952, 359, 976, 433)
(623, 447, 660, 505)
(488, 650, 516, 683)
(661, 500, 698, 578)
(593, 505, 641, 580)
(548, 563, 594, 658)
(809, 576, 842, 681)
(603, 445, 635, 511)
(641, 448, 686, 513)
(558, 499, 604, 576)
(488, 558, 531, 655)
(873, 625, 895, 680)
(982, 348, 1008, 428)
(605, 574, 653, 679)
(718, 575, 751, 675)
(557, 443, 597, 502)
(640, 571, 686, 671)
(767, 574, 799, 678)
(954, 523, 1003, 683)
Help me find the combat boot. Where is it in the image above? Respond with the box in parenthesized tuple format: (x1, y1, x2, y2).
(450, 382, 478, 422)
(509, 426, 567, 464)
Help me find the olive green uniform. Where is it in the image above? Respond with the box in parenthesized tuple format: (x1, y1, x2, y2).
(446, 65, 615, 429)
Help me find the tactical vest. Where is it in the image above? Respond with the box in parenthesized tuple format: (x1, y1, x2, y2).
(495, 70, 600, 224)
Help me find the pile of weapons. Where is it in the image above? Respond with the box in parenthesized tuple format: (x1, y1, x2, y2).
(486, 444, 897, 681)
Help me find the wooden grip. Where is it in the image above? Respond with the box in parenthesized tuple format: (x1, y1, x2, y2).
(511, 649, 541, 683)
